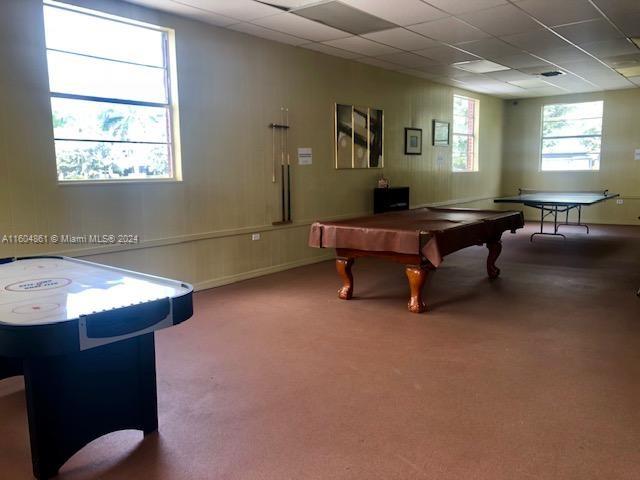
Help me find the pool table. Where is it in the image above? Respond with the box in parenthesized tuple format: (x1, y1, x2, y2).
(309, 207, 524, 313)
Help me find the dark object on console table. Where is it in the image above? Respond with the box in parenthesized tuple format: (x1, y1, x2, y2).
(309, 207, 524, 313)
(374, 186, 410, 214)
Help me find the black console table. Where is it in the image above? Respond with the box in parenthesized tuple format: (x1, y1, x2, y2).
(374, 187, 410, 214)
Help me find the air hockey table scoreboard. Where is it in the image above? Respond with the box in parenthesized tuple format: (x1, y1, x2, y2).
(0, 256, 193, 479)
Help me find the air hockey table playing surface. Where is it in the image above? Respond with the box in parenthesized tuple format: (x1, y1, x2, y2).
(0, 256, 193, 479)
(0, 255, 190, 325)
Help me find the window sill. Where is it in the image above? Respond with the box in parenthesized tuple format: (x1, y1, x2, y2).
(57, 178, 183, 186)
(538, 170, 600, 173)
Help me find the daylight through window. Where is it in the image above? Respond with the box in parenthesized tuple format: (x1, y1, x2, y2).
(452, 95, 479, 172)
(43, 1, 180, 182)
(541, 101, 603, 171)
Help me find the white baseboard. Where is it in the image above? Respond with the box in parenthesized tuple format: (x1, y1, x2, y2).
(194, 253, 333, 292)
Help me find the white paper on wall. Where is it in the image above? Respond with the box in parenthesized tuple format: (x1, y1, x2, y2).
(298, 148, 312, 165)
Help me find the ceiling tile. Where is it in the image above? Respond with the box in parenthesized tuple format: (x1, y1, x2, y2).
(410, 64, 477, 78)
(398, 69, 440, 80)
(493, 53, 553, 69)
(459, 76, 514, 90)
(177, 0, 282, 21)
(553, 19, 623, 45)
(453, 59, 510, 73)
(541, 46, 593, 64)
(486, 69, 534, 81)
(627, 75, 640, 86)
(481, 83, 529, 95)
(339, 0, 449, 26)
(591, 0, 640, 31)
(514, 0, 601, 26)
(127, 0, 238, 26)
(508, 77, 555, 88)
(252, 13, 350, 42)
(376, 52, 440, 68)
(592, 76, 635, 88)
(268, 1, 320, 7)
(323, 36, 401, 56)
(458, 4, 542, 37)
(591, 0, 640, 15)
(601, 53, 640, 68)
(458, 38, 523, 59)
(541, 73, 598, 91)
(356, 57, 402, 70)
(559, 60, 615, 76)
(414, 45, 480, 63)
(361, 28, 439, 50)
(228, 22, 308, 45)
(571, 67, 628, 85)
(300, 42, 363, 59)
(612, 13, 640, 36)
(519, 86, 568, 96)
(408, 17, 491, 44)
(292, 1, 397, 35)
(581, 38, 639, 57)
(501, 29, 571, 54)
(423, 0, 508, 15)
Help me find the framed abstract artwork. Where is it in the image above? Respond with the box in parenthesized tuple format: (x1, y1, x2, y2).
(335, 104, 384, 169)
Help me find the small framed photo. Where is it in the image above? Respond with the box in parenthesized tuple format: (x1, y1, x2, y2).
(404, 127, 422, 155)
(432, 120, 450, 146)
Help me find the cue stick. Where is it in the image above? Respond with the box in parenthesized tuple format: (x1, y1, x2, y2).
(271, 125, 276, 183)
(280, 107, 286, 223)
(286, 108, 291, 222)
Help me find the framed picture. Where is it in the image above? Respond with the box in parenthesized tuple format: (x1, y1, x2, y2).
(335, 104, 384, 169)
(404, 127, 422, 155)
(432, 120, 450, 146)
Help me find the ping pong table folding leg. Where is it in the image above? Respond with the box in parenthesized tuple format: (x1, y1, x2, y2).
(529, 205, 566, 241)
(22, 333, 158, 479)
(555, 204, 590, 234)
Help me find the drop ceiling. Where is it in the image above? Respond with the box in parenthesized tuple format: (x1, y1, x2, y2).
(124, 0, 640, 98)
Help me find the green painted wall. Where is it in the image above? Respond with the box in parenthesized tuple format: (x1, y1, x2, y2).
(0, 0, 505, 287)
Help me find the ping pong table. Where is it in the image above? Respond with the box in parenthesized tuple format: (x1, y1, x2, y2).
(494, 189, 619, 241)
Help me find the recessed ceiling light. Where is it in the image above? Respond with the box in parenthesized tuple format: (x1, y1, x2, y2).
(453, 60, 510, 74)
(616, 65, 640, 77)
(508, 78, 553, 89)
(292, 1, 396, 35)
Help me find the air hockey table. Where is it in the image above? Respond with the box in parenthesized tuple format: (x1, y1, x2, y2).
(0, 256, 193, 479)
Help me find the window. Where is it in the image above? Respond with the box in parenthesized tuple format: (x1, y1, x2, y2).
(541, 101, 603, 171)
(452, 95, 479, 172)
(43, 1, 181, 182)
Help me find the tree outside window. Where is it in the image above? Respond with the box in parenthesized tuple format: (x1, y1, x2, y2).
(43, 1, 181, 182)
(541, 101, 603, 171)
(452, 95, 479, 172)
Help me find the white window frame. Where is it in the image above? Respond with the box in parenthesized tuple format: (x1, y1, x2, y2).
(539, 100, 603, 173)
(452, 94, 480, 173)
(44, 0, 182, 184)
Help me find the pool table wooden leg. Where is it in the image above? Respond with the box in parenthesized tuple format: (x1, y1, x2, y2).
(406, 265, 427, 313)
(336, 257, 354, 300)
(486, 239, 502, 279)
